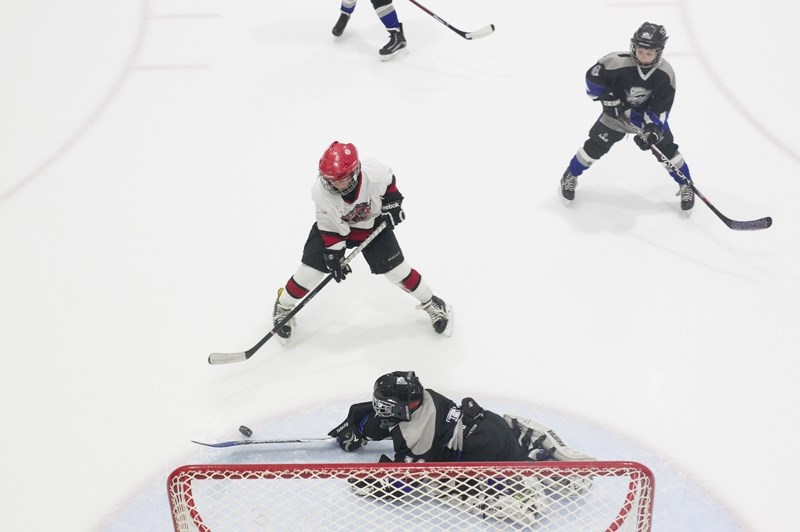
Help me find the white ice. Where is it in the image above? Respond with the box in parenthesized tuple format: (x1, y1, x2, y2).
(1, 1, 797, 531)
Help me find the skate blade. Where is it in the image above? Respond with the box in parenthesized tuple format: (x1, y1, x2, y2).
(558, 184, 573, 206)
(682, 208, 693, 218)
(380, 47, 408, 62)
(443, 305, 454, 337)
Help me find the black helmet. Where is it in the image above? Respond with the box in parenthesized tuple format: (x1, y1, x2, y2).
(372, 371, 423, 422)
(630, 22, 668, 67)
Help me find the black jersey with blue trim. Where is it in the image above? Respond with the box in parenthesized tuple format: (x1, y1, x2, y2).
(585, 52, 677, 124)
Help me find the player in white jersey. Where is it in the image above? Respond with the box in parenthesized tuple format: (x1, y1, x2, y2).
(272, 141, 452, 343)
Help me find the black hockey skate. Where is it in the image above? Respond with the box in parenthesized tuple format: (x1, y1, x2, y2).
(560, 170, 577, 205)
(379, 24, 407, 61)
(677, 183, 694, 215)
(417, 295, 453, 336)
(273, 288, 295, 346)
(332, 12, 350, 37)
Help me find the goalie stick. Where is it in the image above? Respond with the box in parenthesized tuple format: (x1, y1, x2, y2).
(208, 221, 388, 365)
(631, 126, 772, 231)
(192, 437, 335, 448)
(406, 0, 495, 40)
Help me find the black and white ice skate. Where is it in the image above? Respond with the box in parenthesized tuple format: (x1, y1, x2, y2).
(273, 289, 295, 346)
(560, 170, 577, 205)
(677, 183, 694, 216)
(418, 295, 453, 336)
(379, 24, 407, 61)
(332, 12, 350, 37)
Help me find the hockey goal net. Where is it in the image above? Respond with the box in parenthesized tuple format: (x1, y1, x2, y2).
(168, 461, 654, 531)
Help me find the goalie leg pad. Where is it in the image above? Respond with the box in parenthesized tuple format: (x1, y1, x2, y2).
(504, 414, 595, 497)
(503, 414, 595, 461)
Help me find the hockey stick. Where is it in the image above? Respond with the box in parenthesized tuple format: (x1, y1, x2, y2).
(208, 221, 389, 365)
(192, 437, 335, 448)
(631, 126, 772, 231)
(406, 0, 495, 40)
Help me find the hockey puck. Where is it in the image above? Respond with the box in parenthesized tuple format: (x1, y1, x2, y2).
(239, 425, 253, 438)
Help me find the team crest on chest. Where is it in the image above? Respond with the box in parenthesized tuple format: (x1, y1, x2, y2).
(341, 202, 372, 223)
(625, 86, 652, 106)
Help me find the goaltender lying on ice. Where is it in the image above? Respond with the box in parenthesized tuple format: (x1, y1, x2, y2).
(328, 371, 596, 524)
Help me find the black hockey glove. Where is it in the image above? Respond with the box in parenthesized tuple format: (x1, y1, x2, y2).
(328, 417, 366, 452)
(328, 402, 374, 451)
(380, 194, 405, 230)
(323, 248, 351, 283)
(595, 90, 627, 119)
(634, 123, 663, 150)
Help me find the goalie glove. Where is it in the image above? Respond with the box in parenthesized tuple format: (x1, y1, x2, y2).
(328, 402, 373, 451)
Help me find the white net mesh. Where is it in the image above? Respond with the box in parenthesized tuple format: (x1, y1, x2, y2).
(168, 461, 653, 532)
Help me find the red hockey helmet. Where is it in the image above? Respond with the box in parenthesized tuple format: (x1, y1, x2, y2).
(318, 141, 360, 194)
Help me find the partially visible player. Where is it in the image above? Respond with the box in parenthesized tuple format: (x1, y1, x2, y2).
(272, 142, 452, 344)
(331, 0, 407, 60)
(560, 22, 695, 214)
(329, 370, 593, 464)
(328, 371, 595, 523)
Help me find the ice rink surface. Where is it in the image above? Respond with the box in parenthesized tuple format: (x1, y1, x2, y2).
(1, 1, 798, 530)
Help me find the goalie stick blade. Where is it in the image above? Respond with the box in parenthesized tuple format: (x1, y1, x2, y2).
(465, 24, 495, 40)
(208, 351, 248, 365)
(727, 216, 772, 231)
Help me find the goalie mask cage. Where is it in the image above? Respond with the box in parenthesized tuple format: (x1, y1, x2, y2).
(168, 461, 654, 531)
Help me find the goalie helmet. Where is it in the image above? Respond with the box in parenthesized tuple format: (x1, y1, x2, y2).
(372, 371, 423, 422)
(630, 22, 668, 67)
(318, 141, 360, 195)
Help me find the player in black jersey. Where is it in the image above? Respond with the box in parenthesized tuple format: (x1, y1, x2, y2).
(560, 22, 695, 214)
(328, 371, 595, 521)
(328, 371, 594, 464)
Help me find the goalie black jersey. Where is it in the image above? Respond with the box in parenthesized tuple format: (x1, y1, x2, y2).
(586, 52, 677, 129)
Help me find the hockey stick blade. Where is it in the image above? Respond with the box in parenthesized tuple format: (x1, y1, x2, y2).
(406, 0, 495, 41)
(629, 127, 773, 232)
(724, 216, 772, 231)
(465, 24, 495, 40)
(208, 351, 248, 365)
(692, 185, 773, 231)
(207, 222, 388, 365)
(192, 437, 334, 448)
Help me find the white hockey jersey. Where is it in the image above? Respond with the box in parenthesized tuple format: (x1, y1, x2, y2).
(311, 157, 395, 250)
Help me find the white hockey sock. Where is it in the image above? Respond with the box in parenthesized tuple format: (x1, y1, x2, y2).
(279, 264, 326, 307)
(383, 261, 433, 303)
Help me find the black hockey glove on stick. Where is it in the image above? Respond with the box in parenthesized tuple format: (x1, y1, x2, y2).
(628, 125, 772, 231)
(633, 123, 663, 150)
(208, 222, 389, 365)
(328, 402, 374, 452)
(595, 90, 627, 119)
(323, 248, 352, 282)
